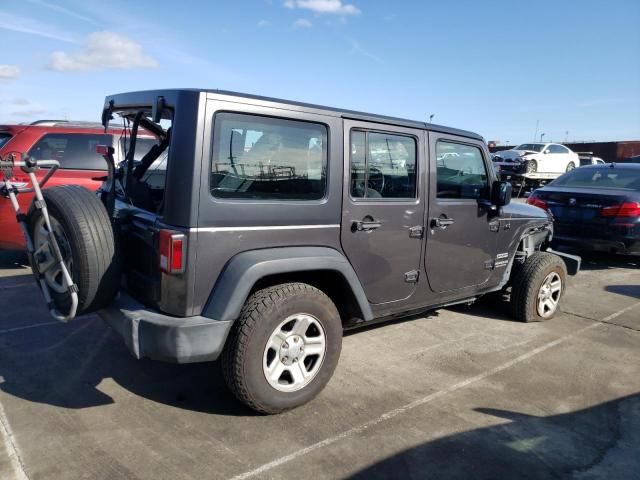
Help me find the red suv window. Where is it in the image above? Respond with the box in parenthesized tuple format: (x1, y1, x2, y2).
(27, 133, 111, 170)
(0, 132, 12, 148)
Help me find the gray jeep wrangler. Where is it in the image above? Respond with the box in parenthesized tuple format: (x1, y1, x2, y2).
(4, 89, 580, 414)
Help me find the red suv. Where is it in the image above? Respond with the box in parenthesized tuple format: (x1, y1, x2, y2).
(0, 120, 154, 250)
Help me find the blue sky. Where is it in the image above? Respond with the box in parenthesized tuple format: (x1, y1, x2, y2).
(1, 0, 639, 144)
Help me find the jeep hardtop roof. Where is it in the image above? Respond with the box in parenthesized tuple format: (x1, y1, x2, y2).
(103, 89, 483, 141)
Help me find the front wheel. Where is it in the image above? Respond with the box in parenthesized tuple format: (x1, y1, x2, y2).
(222, 282, 342, 414)
(510, 252, 567, 322)
(525, 159, 538, 174)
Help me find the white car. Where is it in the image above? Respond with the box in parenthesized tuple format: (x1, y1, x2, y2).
(495, 143, 579, 174)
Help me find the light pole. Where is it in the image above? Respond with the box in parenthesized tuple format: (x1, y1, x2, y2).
(540, 133, 545, 142)
(429, 114, 434, 123)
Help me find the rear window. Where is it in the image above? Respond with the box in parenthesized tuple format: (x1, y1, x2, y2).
(551, 167, 640, 190)
(0, 132, 12, 148)
(211, 113, 327, 200)
(27, 133, 111, 170)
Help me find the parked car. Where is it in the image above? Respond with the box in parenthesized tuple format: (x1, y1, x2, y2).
(527, 163, 640, 255)
(7, 90, 579, 414)
(494, 143, 580, 174)
(627, 155, 640, 164)
(576, 152, 605, 166)
(0, 120, 156, 250)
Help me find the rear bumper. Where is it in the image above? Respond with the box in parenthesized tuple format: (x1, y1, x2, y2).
(98, 292, 233, 364)
(552, 235, 640, 256)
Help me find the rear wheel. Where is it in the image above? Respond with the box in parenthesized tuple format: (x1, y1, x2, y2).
(28, 185, 120, 315)
(510, 252, 567, 322)
(566, 161, 576, 172)
(222, 282, 342, 414)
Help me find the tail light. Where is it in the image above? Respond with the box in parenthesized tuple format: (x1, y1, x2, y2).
(527, 194, 548, 210)
(600, 202, 640, 218)
(159, 229, 186, 274)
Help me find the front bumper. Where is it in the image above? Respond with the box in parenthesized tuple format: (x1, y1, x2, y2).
(98, 293, 233, 364)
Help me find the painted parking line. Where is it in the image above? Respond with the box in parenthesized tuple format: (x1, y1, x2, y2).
(230, 301, 640, 480)
(0, 321, 61, 336)
(0, 282, 34, 291)
(0, 397, 29, 480)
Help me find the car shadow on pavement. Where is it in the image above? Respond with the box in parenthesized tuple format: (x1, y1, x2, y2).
(604, 285, 640, 300)
(349, 393, 640, 479)
(0, 249, 29, 271)
(0, 313, 257, 417)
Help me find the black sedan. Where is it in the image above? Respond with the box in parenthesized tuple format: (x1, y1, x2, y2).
(527, 163, 640, 255)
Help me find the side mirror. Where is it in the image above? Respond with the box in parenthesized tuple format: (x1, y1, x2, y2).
(491, 180, 512, 207)
(543, 150, 549, 154)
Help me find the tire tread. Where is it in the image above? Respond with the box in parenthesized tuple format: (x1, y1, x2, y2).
(510, 252, 567, 322)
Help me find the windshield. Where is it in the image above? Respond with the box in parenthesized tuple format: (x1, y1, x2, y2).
(0, 132, 12, 148)
(515, 144, 545, 152)
(551, 167, 640, 190)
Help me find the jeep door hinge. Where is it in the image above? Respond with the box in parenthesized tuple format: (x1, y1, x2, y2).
(409, 225, 424, 238)
(489, 221, 500, 232)
(404, 270, 420, 283)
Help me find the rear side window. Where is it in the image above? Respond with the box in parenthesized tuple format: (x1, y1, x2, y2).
(27, 133, 111, 170)
(211, 113, 327, 200)
(436, 141, 489, 199)
(0, 132, 12, 148)
(350, 130, 417, 199)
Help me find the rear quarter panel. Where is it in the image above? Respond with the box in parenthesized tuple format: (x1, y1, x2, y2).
(191, 95, 344, 315)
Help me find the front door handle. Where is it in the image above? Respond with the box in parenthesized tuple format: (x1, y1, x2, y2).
(431, 217, 455, 229)
(353, 220, 382, 232)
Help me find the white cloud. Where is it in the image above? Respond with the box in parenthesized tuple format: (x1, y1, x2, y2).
(257, 19, 271, 27)
(47, 31, 159, 72)
(293, 18, 313, 28)
(284, 0, 360, 15)
(0, 12, 78, 43)
(0, 65, 21, 82)
(11, 98, 30, 106)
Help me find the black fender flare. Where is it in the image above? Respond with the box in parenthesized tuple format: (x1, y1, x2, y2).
(493, 223, 554, 291)
(201, 247, 373, 322)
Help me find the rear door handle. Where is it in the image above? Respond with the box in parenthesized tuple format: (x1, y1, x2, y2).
(353, 220, 382, 231)
(431, 217, 455, 228)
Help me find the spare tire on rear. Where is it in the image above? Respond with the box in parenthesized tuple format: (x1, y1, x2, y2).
(28, 185, 120, 316)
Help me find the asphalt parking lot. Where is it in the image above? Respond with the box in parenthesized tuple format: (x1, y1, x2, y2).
(0, 249, 638, 480)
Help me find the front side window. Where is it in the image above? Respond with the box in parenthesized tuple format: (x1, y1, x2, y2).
(547, 144, 562, 154)
(350, 130, 417, 199)
(436, 141, 489, 199)
(28, 133, 112, 170)
(211, 113, 327, 200)
(548, 144, 569, 154)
